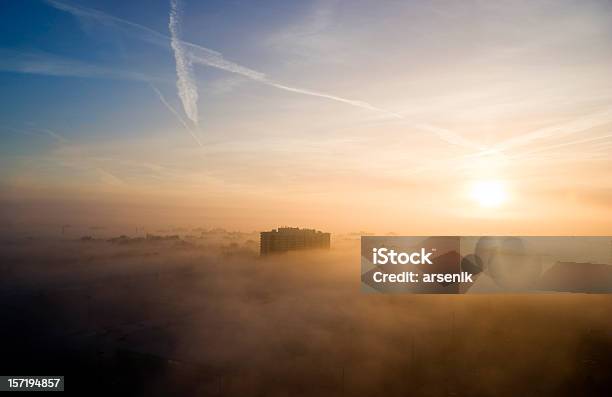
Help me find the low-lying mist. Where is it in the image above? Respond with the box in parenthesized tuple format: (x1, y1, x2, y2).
(0, 234, 611, 396)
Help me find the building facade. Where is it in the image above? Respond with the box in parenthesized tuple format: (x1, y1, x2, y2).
(260, 227, 330, 255)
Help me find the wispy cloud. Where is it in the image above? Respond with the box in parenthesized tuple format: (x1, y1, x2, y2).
(44, 0, 170, 47)
(509, 132, 612, 160)
(37, 128, 70, 144)
(5, 125, 73, 145)
(0, 49, 156, 81)
(491, 108, 612, 153)
(149, 83, 203, 146)
(168, 0, 199, 126)
(6, 125, 128, 186)
(43, 0, 479, 150)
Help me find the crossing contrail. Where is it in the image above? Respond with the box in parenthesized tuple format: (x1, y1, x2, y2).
(44, 0, 481, 150)
(169, 0, 199, 126)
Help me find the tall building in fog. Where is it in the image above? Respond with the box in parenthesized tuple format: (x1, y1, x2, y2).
(260, 227, 330, 255)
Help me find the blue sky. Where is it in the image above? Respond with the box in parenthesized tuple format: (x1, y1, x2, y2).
(1, 0, 612, 232)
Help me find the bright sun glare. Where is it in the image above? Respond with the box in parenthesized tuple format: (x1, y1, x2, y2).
(470, 180, 508, 208)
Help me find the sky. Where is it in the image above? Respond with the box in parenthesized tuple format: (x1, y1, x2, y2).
(1, 0, 612, 234)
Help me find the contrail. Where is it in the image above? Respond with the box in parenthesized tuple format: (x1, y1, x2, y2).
(6, 124, 128, 186)
(267, 82, 404, 119)
(509, 132, 612, 159)
(0, 48, 160, 82)
(490, 108, 612, 152)
(427, 108, 612, 170)
(169, 0, 199, 125)
(43, 0, 480, 149)
(44, 0, 171, 47)
(39, 128, 70, 144)
(149, 83, 203, 146)
(4, 125, 70, 144)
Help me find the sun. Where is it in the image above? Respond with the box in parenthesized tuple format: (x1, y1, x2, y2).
(470, 180, 508, 208)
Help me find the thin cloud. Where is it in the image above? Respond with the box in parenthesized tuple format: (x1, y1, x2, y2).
(6, 125, 128, 186)
(5, 125, 71, 144)
(37, 128, 70, 144)
(149, 83, 203, 147)
(266, 81, 404, 119)
(44, 0, 171, 47)
(491, 108, 612, 152)
(0, 49, 156, 81)
(44, 0, 480, 150)
(169, 0, 199, 126)
(510, 132, 612, 160)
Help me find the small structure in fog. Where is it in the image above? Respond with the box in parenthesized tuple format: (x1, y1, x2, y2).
(146, 234, 180, 241)
(260, 227, 330, 255)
